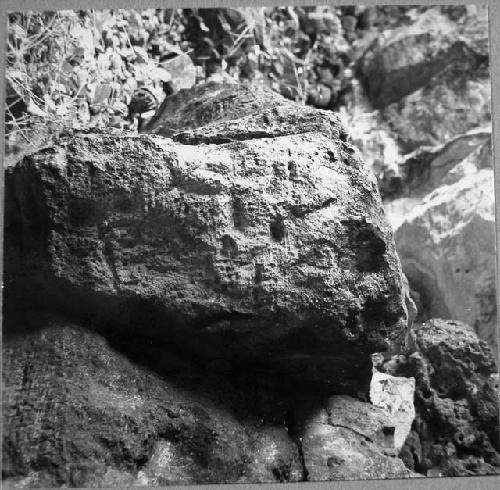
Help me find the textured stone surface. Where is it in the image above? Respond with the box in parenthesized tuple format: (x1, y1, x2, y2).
(370, 371, 415, 452)
(2, 317, 304, 488)
(379, 319, 500, 477)
(394, 169, 497, 354)
(5, 85, 409, 394)
(299, 395, 416, 480)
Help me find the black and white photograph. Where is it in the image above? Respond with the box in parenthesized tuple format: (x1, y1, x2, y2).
(2, 1, 499, 488)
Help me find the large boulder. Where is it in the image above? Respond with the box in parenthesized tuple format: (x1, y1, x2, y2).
(4, 83, 409, 395)
(394, 169, 497, 354)
(378, 319, 500, 477)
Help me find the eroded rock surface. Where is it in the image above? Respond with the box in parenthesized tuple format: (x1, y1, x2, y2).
(378, 319, 500, 477)
(5, 84, 409, 394)
(2, 318, 304, 487)
(394, 169, 497, 354)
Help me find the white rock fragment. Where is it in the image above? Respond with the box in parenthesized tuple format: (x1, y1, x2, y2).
(370, 371, 415, 453)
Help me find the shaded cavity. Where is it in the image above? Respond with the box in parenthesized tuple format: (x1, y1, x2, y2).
(270, 216, 286, 242)
(342, 220, 387, 273)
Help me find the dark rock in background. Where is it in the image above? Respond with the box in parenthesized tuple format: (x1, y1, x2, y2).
(351, 6, 491, 191)
(378, 319, 500, 477)
(382, 72, 490, 152)
(357, 8, 489, 150)
(2, 317, 303, 487)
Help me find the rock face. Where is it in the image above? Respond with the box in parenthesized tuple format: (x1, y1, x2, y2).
(379, 319, 500, 477)
(2, 317, 304, 487)
(5, 83, 409, 394)
(3, 316, 417, 487)
(394, 169, 497, 354)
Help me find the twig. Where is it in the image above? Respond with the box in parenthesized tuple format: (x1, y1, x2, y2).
(227, 24, 252, 58)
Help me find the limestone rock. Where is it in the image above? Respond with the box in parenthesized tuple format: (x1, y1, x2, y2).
(381, 319, 500, 476)
(2, 318, 303, 487)
(394, 169, 497, 354)
(5, 84, 409, 394)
